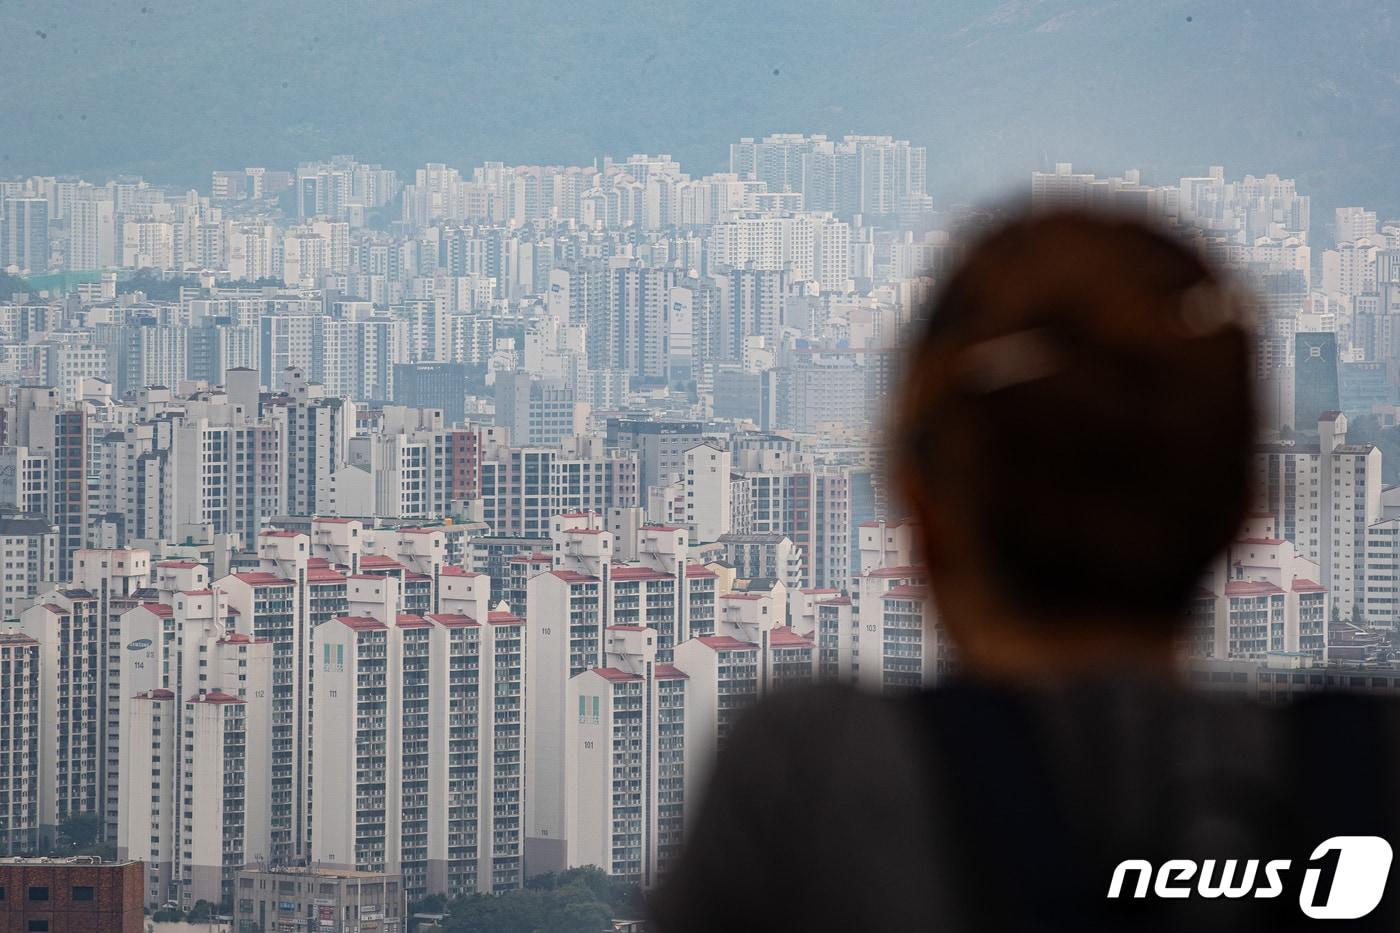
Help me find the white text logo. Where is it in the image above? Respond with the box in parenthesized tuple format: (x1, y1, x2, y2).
(1107, 837, 1392, 920)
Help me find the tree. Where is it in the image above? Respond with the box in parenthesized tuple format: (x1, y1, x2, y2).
(118, 271, 197, 302)
(438, 867, 641, 933)
(53, 812, 113, 858)
(0, 270, 29, 300)
(409, 893, 448, 916)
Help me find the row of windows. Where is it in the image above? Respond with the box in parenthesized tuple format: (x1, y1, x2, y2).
(0, 885, 93, 902)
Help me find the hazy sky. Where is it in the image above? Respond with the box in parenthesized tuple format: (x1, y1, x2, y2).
(3, 0, 1397, 213)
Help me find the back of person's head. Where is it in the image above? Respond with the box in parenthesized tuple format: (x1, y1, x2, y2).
(894, 211, 1255, 632)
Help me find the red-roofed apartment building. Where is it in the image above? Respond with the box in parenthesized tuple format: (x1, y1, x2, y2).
(526, 516, 720, 877)
(1187, 516, 1330, 661)
(310, 598, 525, 900)
(853, 520, 945, 692)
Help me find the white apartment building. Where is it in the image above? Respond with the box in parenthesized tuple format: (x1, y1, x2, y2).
(121, 688, 176, 904)
(0, 513, 56, 622)
(1186, 515, 1329, 660)
(17, 590, 103, 842)
(267, 368, 357, 516)
(478, 445, 640, 539)
(115, 584, 271, 909)
(558, 575, 797, 887)
(310, 577, 524, 899)
(565, 626, 687, 886)
(708, 213, 849, 291)
(853, 520, 944, 691)
(525, 512, 717, 875)
(682, 443, 731, 543)
(0, 631, 39, 856)
(1253, 412, 1381, 616)
(179, 685, 270, 911)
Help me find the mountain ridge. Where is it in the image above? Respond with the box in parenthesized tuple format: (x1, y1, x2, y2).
(2, 1, 1395, 216)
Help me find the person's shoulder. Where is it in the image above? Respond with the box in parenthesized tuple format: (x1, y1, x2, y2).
(724, 683, 922, 777)
(733, 682, 909, 740)
(743, 680, 895, 718)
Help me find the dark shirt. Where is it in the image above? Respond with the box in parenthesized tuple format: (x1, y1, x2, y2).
(651, 679, 1400, 932)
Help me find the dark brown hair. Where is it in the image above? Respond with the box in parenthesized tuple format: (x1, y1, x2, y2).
(893, 211, 1255, 623)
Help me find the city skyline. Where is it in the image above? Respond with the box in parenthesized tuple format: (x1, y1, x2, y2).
(0, 122, 1399, 928)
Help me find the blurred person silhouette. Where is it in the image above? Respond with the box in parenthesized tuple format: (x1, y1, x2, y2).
(651, 212, 1399, 932)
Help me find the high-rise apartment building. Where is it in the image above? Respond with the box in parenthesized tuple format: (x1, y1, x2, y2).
(0, 197, 49, 274)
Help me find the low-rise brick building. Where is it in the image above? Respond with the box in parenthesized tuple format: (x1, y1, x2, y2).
(0, 857, 143, 932)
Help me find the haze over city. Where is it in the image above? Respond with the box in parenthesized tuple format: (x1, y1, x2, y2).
(3, 2, 1400, 931)
(4, 1, 1399, 211)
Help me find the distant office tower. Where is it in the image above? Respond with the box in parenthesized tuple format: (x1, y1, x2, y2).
(0, 197, 49, 274)
(394, 362, 469, 424)
(1294, 332, 1340, 433)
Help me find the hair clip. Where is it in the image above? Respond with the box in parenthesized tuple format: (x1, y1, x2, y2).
(1179, 281, 1248, 336)
(953, 328, 1063, 395)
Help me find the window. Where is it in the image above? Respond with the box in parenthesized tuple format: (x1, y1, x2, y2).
(27, 887, 48, 901)
(28, 921, 49, 932)
(71, 886, 94, 901)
